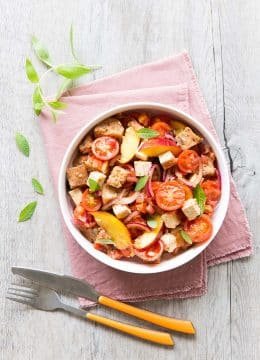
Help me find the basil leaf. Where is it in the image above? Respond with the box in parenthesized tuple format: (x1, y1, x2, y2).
(25, 58, 39, 83)
(69, 24, 80, 63)
(56, 79, 73, 99)
(55, 64, 93, 79)
(15, 133, 30, 157)
(18, 201, 37, 222)
(136, 128, 160, 139)
(32, 178, 44, 195)
(31, 36, 52, 67)
(48, 101, 67, 110)
(147, 216, 157, 229)
(180, 229, 192, 244)
(95, 238, 115, 245)
(135, 175, 149, 191)
(88, 178, 100, 192)
(193, 184, 206, 214)
(32, 86, 44, 115)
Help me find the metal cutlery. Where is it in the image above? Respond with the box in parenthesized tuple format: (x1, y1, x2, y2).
(6, 283, 173, 346)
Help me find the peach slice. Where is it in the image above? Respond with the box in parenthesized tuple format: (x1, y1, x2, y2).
(134, 215, 163, 250)
(119, 127, 140, 164)
(92, 211, 133, 252)
(139, 137, 181, 157)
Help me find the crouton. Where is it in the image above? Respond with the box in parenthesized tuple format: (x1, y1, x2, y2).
(79, 134, 93, 154)
(159, 151, 177, 170)
(161, 212, 181, 229)
(176, 127, 202, 150)
(201, 155, 216, 177)
(112, 204, 131, 219)
(73, 154, 88, 166)
(96, 228, 111, 242)
(182, 198, 201, 220)
(107, 166, 129, 188)
(66, 165, 88, 189)
(94, 118, 124, 139)
(85, 155, 109, 174)
(101, 184, 119, 204)
(81, 227, 99, 242)
(134, 161, 152, 176)
(68, 188, 83, 205)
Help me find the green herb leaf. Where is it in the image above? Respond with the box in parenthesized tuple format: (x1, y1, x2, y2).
(135, 175, 149, 191)
(31, 36, 52, 67)
(56, 79, 73, 99)
(95, 238, 115, 246)
(15, 133, 30, 157)
(136, 128, 160, 139)
(48, 100, 67, 110)
(88, 178, 100, 192)
(193, 184, 206, 214)
(180, 229, 192, 244)
(32, 85, 44, 115)
(69, 24, 80, 63)
(147, 216, 157, 229)
(55, 64, 93, 79)
(25, 58, 39, 83)
(32, 178, 44, 195)
(18, 201, 37, 222)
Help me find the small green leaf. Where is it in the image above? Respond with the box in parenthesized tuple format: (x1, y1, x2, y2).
(18, 201, 37, 222)
(32, 86, 44, 115)
(15, 133, 30, 157)
(48, 100, 67, 110)
(25, 58, 39, 83)
(135, 175, 149, 191)
(31, 36, 52, 67)
(147, 216, 157, 229)
(88, 178, 100, 192)
(136, 128, 160, 139)
(180, 229, 192, 244)
(95, 238, 115, 246)
(56, 79, 73, 99)
(193, 184, 206, 214)
(69, 24, 80, 63)
(55, 64, 93, 79)
(32, 178, 44, 195)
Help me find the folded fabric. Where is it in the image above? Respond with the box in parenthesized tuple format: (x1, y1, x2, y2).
(40, 51, 252, 306)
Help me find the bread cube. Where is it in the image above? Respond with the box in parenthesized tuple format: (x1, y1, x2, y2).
(182, 198, 201, 220)
(66, 165, 88, 189)
(68, 188, 83, 205)
(176, 127, 202, 150)
(134, 161, 152, 176)
(85, 155, 109, 174)
(79, 134, 93, 154)
(87, 171, 106, 189)
(159, 151, 177, 170)
(107, 166, 129, 188)
(161, 212, 181, 229)
(101, 184, 119, 204)
(73, 155, 88, 166)
(201, 155, 216, 177)
(160, 233, 177, 253)
(94, 118, 124, 139)
(112, 204, 131, 219)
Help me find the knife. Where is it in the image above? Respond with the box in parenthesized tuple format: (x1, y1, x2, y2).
(12, 266, 195, 334)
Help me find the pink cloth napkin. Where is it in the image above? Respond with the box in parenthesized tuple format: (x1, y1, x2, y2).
(40, 52, 252, 305)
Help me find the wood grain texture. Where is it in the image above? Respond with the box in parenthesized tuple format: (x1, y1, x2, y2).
(0, 0, 259, 359)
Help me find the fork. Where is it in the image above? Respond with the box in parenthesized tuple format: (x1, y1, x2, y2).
(6, 284, 174, 346)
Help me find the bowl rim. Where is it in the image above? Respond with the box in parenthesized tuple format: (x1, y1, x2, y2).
(58, 102, 230, 274)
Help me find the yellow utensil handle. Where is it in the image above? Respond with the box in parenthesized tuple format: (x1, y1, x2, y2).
(98, 296, 195, 334)
(86, 312, 174, 346)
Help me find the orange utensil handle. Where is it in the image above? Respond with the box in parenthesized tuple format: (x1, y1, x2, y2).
(86, 312, 174, 346)
(98, 296, 195, 334)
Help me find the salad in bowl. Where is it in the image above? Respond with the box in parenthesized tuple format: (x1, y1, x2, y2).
(63, 104, 227, 269)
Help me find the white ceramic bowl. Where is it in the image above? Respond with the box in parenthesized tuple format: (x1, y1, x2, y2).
(58, 102, 230, 274)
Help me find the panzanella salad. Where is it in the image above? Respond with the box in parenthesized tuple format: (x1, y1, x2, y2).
(66, 111, 221, 263)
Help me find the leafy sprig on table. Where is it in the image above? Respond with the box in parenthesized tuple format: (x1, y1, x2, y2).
(25, 25, 101, 122)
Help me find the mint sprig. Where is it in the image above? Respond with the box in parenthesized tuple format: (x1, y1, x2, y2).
(15, 133, 30, 157)
(193, 184, 206, 214)
(88, 178, 100, 192)
(18, 201, 37, 222)
(136, 128, 160, 139)
(32, 178, 44, 195)
(180, 229, 192, 244)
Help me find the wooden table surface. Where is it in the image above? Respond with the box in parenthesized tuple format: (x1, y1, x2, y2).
(1, 1, 259, 359)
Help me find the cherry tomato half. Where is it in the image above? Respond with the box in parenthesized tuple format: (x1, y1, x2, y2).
(81, 189, 102, 212)
(134, 240, 164, 263)
(92, 136, 119, 161)
(184, 214, 213, 243)
(155, 181, 185, 211)
(201, 180, 221, 206)
(177, 181, 193, 200)
(151, 121, 171, 136)
(177, 150, 200, 174)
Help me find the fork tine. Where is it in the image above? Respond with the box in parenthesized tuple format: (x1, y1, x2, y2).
(6, 295, 34, 306)
(7, 290, 36, 300)
(10, 284, 38, 294)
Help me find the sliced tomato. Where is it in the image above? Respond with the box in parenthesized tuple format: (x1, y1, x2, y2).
(92, 136, 119, 161)
(177, 181, 193, 200)
(177, 150, 201, 174)
(155, 181, 185, 211)
(134, 240, 164, 263)
(94, 243, 107, 253)
(81, 189, 102, 212)
(184, 214, 213, 243)
(201, 180, 221, 205)
(151, 181, 162, 193)
(151, 121, 171, 136)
